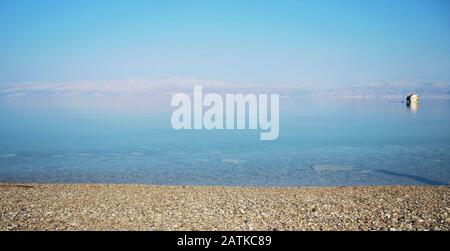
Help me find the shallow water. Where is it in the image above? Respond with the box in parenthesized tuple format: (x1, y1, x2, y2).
(0, 97, 449, 186)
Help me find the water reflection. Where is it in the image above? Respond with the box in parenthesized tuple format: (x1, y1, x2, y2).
(407, 102, 419, 113)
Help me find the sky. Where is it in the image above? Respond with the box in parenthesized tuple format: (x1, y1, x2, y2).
(0, 0, 449, 87)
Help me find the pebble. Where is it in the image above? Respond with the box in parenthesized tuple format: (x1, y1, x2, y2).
(0, 184, 449, 231)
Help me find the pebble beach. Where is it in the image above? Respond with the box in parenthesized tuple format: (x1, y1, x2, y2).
(0, 184, 449, 231)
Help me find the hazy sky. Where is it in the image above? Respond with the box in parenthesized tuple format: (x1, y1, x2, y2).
(0, 0, 449, 87)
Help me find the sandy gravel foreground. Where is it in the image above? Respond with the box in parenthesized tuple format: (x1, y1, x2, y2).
(0, 184, 449, 231)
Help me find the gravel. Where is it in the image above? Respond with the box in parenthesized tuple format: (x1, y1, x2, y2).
(0, 184, 449, 231)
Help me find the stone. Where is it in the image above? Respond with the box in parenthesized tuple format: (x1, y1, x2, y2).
(312, 164, 353, 172)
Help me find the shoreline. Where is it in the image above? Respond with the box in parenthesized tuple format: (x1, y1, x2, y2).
(1, 183, 449, 231)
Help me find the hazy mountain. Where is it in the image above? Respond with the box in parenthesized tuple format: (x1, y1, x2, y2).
(0, 79, 448, 99)
(313, 80, 450, 99)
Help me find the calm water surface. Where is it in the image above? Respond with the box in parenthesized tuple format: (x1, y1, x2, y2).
(0, 97, 449, 186)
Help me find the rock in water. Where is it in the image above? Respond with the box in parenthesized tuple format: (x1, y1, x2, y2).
(312, 164, 353, 172)
(406, 93, 419, 104)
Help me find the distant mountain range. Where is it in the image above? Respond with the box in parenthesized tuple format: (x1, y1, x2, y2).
(0, 78, 449, 99)
(314, 80, 450, 99)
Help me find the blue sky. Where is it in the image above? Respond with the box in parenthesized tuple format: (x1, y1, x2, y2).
(0, 0, 449, 87)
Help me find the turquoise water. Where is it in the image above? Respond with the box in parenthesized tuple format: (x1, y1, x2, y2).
(0, 97, 449, 186)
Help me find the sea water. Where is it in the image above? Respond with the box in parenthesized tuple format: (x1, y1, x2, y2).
(0, 96, 449, 186)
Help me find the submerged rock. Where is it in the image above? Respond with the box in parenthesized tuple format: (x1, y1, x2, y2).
(0, 153, 16, 159)
(222, 159, 245, 165)
(312, 164, 353, 172)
